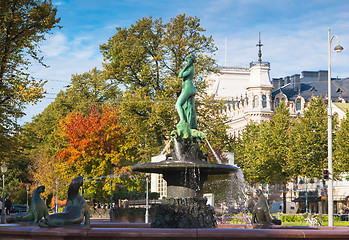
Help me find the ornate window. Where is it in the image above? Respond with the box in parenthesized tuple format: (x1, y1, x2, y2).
(296, 98, 301, 110)
(253, 95, 258, 108)
(262, 95, 267, 108)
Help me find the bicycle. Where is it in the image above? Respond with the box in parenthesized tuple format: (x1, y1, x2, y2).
(302, 214, 320, 226)
(214, 215, 228, 224)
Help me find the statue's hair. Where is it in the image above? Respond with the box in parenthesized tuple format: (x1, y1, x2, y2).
(186, 53, 196, 63)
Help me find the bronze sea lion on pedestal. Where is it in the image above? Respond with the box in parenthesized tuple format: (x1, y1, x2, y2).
(7, 185, 48, 223)
(39, 176, 90, 227)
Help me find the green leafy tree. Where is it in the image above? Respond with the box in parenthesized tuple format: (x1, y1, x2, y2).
(0, 0, 60, 201)
(288, 97, 330, 178)
(333, 111, 349, 175)
(0, 0, 60, 153)
(235, 102, 293, 213)
(236, 102, 292, 184)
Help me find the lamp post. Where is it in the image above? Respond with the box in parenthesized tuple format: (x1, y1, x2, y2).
(55, 178, 59, 213)
(1, 162, 7, 224)
(26, 185, 29, 211)
(145, 173, 149, 223)
(109, 169, 114, 222)
(305, 178, 308, 213)
(328, 28, 343, 227)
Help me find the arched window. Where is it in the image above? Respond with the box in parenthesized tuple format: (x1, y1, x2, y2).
(296, 98, 301, 110)
(275, 98, 279, 109)
(253, 96, 258, 108)
(262, 95, 267, 108)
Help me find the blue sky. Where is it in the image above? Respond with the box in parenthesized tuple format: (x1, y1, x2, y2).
(22, 0, 349, 124)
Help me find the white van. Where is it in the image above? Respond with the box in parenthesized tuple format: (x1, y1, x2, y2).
(270, 202, 298, 214)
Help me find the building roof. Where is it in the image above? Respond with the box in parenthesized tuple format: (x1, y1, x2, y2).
(272, 71, 349, 102)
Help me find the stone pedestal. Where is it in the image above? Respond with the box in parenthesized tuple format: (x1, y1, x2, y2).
(151, 197, 216, 228)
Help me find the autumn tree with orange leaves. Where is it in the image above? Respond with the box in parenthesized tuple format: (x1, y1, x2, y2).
(55, 106, 139, 200)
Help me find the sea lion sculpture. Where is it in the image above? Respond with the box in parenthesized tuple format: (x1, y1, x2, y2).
(39, 176, 90, 228)
(252, 189, 281, 225)
(7, 185, 48, 223)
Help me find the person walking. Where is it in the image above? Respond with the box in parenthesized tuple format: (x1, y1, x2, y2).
(5, 197, 12, 215)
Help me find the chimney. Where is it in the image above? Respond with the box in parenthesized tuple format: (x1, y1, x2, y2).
(292, 74, 301, 92)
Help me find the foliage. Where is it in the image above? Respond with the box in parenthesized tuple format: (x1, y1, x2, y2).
(0, 0, 60, 158)
(0, 0, 60, 202)
(22, 69, 122, 198)
(288, 97, 330, 178)
(235, 96, 348, 185)
(55, 106, 136, 200)
(235, 102, 293, 184)
(333, 111, 349, 175)
(280, 214, 305, 223)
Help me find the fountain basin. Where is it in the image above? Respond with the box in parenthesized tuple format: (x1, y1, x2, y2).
(132, 159, 238, 175)
(133, 160, 237, 199)
(0, 224, 349, 240)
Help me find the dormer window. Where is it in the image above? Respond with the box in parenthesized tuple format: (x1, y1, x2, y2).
(296, 98, 301, 110)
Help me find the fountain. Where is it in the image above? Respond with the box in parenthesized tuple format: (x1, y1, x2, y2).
(132, 53, 237, 228)
(0, 53, 348, 239)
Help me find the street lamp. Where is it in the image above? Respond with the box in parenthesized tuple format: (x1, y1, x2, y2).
(26, 185, 29, 211)
(55, 178, 59, 213)
(328, 28, 343, 227)
(1, 162, 7, 224)
(109, 169, 114, 222)
(145, 173, 150, 224)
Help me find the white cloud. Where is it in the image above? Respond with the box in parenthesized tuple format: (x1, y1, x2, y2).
(53, 1, 65, 6)
(41, 32, 69, 57)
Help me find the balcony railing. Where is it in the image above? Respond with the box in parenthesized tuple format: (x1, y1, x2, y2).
(250, 61, 270, 68)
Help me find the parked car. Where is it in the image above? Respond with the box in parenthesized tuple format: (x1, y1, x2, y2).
(10, 204, 27, 213)
(270, 202, 298, 214)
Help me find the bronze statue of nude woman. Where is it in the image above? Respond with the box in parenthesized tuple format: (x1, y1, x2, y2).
(173, 53, 205, 140)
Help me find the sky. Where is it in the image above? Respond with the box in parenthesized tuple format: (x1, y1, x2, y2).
(21, 0, 349, 124)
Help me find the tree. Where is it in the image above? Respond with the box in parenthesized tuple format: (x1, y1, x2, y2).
(55, 106, 138, 200)
(236, 102, 293, 185)
(100, 14, 220, 164)
(0, 0, 60, 151)
(234, 102, 294, 213)
(0, 0, 60, 201)
(333, 111, 349, 175)
(288, 97, 330, 179)
(61, 68, 122, 115)
(20, 68, 123, 196)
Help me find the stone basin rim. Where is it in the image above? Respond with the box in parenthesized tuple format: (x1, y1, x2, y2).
(132, 160, 238, 175)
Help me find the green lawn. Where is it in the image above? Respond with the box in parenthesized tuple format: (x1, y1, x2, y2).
(282, 221, 349, 226)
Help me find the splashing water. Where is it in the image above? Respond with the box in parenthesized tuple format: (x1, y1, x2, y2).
(160, 139, 172, 155)
(205, 139, 222, 164)
(230, 168, 254, 216)
(196, 165, 201, 192)
(173, 138, 183, 161)
(203, 167, 252, 215)
(232, 168, 247, 202)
